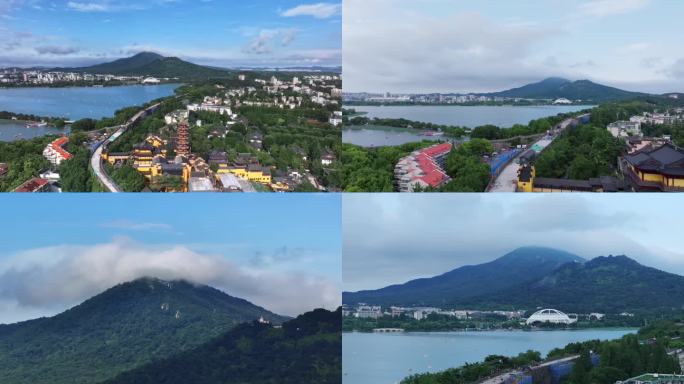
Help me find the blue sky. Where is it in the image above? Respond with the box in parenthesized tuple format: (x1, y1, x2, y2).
(0, 194, 341, 323)
(344, 194, 684, 291)
(0, 0, 341, 68)
(344, 0, 684, 93)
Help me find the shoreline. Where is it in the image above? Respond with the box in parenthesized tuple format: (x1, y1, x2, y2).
(343, 326, 640, 334)
(0, 82, 181, 90)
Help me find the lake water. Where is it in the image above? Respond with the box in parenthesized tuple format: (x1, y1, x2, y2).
(343, 328, 636, 384)
(343, 125, 446, 147)
(0, 84, 180, 120)
(0, 120, 70, 142)
(350, 105, 595, 128)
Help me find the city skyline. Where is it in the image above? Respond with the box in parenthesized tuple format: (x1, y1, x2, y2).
(0, 0, 341, 68)
(343, 194, 684, 292)
(344, 0, 684, 94)
(0, 194, 341, 324)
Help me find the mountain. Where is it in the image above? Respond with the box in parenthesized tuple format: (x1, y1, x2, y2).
(103, 308, 342, 384)
(468, 255, 684, 313)
(342, 246, 585, 307)
(487, 77, 647, 102)
(74, 52, 164, 74)
(0, 277, 287, 384)
(59, 52, 233, 79)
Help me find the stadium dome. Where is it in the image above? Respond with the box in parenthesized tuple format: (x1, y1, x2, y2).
(526, 309, 577, 325)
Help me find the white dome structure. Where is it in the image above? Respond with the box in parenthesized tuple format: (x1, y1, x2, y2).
(526, 309, 577, 325)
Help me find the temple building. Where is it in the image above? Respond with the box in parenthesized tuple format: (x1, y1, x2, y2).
(176, 121, 191, 157)
(622, 142, 684, 191)
(517, 164, 626, 192)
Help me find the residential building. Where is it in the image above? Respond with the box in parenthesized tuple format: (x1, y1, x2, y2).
(13, 178, 51, 193)
(43, 137, 72, 166)
(395, 143, 453, 192)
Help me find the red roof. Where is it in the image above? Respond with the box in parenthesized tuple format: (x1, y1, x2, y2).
(420, 143, 452, 157)
(407, 143, 453, 188)
(49, 137, 73, 160)
(14, 178, 49, 192)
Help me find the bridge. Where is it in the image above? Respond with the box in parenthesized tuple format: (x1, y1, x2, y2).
(89, 103, 160, 192)
(372, 328, 404, 332)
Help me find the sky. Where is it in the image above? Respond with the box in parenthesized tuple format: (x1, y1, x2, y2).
(0, 194, 341, 324)
(343, 194, 684, 292)
(344, 0, 684, 94)
(0, 0, 341, 68)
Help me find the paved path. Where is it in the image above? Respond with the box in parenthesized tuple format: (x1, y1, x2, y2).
(90, 133, 122, 192)
(487, 115, 585, 192)
(478, 355, 579, 384)
(89, 103, 160, 192)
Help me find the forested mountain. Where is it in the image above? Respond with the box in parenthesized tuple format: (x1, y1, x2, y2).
(468, 255, 684, 313)
(487, 77, 646, 102)
(57, 52, 234, 79)
(343, 246, 584, 306)
(103, 308, 342, 384)
(0, 277, 286, 384)
(345, 248, 684, 313)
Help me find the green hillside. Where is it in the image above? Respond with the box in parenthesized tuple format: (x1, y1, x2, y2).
(343, 246, 584, 307)
(103, 308, 342, 384)
(489, 77, 646, 102)
(0, 278, 287, 384)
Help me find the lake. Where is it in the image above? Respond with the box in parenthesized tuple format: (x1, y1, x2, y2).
(0, 120, 70, 142)
(343, 328, 636, 384)
(343, 125, 447, 147)
(350, 105, 595, 128)
(0, 84, 180, 120)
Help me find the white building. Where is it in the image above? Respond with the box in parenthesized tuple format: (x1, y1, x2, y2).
(142, 77, 161, 84)
(329, 111, 342, 126)
(608, 120, 642, 138)
(42, 137, 72, 166)
(355, 305, 382, 319)
(164, 110, 189, 125)
(526, 309, 577, 325)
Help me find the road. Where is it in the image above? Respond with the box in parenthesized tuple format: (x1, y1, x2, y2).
(90, 130, 122, 192)
(487, 116, 584, 192)
(478, 355, 579, 384)
(89, 103, 159, 192)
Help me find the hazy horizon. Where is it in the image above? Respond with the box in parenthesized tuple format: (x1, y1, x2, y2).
(344, 0, 684, 94)
(343, 194, 684, 292)
(0, 0, 342, 68)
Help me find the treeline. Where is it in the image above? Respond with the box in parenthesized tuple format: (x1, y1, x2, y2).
(641, 122, 684, 147)
(547, 333, 681, 384)
(534, 124, 623, 179)
(103, 308, 342, 384)
(403, 329, 681, 384)
(471, 113, 577, 140)
(343, 313, 515, 332)
(439, 139, 492, 192)
(402, 350, 543, 384)
(0, 111, 68, 127)
(0, 136, 53, 191)
(345, 115, 467, 137)
(341, 142, 434, 191)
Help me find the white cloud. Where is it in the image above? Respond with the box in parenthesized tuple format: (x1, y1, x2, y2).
(99, 219, 173, 231)
(35, 45, 80, 55)
(66, 1, 110, 12)
(0, 238, 340, 323)
(343, 194, 684, 292)
(578, 0, 650, 17)
(281, 2, 341, 19)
